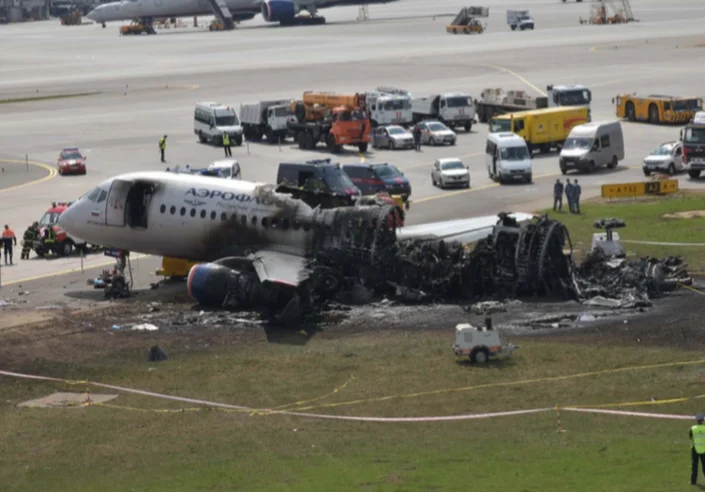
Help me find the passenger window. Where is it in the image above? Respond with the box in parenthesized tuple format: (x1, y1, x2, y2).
(170, 206, 176, 215)
(600, 135, 610, 148)
(251, 216, 257, 227)
(241, 215, 247, 226)
(97, 190, 108, 203)
(210, 211, 216, 220)
(513, 119, 525, 132)
(190, 209, 196, 217)
(676, 147, 683, 155)
(200, 210, 206, 219)
(221, 212, 227, 221)
(181, 207, 186, 216)
(664, 102, 671, 111)
(160, 204, 166, 214)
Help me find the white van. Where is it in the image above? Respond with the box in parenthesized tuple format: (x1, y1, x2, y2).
(194, 102, 244, 146)
(559, 120, 624, 174)
(485, 132, 532, 183)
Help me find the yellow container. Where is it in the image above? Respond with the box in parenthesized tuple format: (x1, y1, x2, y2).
(156, 257, 199, 279)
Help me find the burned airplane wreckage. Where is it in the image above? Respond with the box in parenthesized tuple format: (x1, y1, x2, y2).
(189, 186, 690, 323)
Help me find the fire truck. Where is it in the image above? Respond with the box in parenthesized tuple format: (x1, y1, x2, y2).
(34, 201, 93, 257)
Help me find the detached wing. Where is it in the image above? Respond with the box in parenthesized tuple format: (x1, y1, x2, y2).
(396, 212, 535, 244)
(249, 249, 309, 287)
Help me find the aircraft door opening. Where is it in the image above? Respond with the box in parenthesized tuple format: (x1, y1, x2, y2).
(105, 179, 132, 227)
(125, 181, 156, 229)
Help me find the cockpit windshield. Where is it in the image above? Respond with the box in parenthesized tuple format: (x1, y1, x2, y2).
(39, 212, 60, 226)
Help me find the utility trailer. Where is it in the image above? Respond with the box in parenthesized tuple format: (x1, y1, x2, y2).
(239, 100, 293, 143)
(475, 88, 548, 123)
(446, 6, 488, 34)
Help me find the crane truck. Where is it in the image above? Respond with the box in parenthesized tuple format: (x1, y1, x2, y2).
(411, 92, 476, 132)
(239, 100, 294, 143)
(287, 92, 372, 153)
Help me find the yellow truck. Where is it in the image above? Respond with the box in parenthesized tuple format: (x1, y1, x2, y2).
(614, 94, 703, 124)
(489, 106, 590, 153)
(156, 257, 199, 280)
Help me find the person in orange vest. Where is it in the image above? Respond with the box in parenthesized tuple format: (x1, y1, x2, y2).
(2, 225, 17, 265)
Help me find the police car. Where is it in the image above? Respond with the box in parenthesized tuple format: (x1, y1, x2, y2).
(57, 148, 87, 176)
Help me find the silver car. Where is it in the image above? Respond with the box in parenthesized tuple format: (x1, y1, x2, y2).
(417, 120, 457, 146)
(431, 158, 470, 189)
(372, 125, 414, 150)
(643, 141, 684, 176)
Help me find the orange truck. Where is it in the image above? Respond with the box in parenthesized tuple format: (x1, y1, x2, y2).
(287, 92, 372, 153)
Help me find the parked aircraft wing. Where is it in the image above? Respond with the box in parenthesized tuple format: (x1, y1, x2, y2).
(250, 249, 309, 287)
(396, 212, 536, 244)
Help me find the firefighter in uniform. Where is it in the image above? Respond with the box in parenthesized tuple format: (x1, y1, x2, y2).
(43, 225, 57, 255)
(222, 132, 232, 157)
(2, 225, 17, 265)
(21, 222, 39, 260)
(691, 414, 705, 485)
(159, 135, 167, 162)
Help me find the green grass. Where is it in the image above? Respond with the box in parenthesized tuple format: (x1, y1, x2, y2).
(0, 92, 101, 105)
(541, 191, 705, 271)
(1, 330, 705, 491)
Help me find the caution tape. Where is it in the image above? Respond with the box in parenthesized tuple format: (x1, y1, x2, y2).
(268, 374, 357, 411)
(292, 357, 705, 412)
(679, 282, 705, 296)
(2, 369, 704, 423)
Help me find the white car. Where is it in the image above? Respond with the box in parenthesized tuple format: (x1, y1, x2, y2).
(643, 141, 684, 176)
(417, 120, 457, 146)
(372, 125, 415, 150)
(432, 158, 470, 189)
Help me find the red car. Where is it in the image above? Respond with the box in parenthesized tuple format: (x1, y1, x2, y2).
(58, 148, 87, 175)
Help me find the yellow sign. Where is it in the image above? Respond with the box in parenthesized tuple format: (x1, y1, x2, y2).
(601, 179, 679, 198)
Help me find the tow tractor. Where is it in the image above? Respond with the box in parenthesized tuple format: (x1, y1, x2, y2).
(453, 318, 518, 364)
(120, 19, 156, 35)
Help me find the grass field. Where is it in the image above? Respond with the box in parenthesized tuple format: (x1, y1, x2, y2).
(542, 191, 705, 271)
(2, 329, 705, 491)
(3, 192, 705, 491)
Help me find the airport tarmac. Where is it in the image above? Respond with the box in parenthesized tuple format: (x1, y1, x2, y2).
(1, 0, 705, 288)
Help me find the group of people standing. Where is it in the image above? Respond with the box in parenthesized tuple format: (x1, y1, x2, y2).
(0, 223, 42, 265)
(553, 178, 582, 214)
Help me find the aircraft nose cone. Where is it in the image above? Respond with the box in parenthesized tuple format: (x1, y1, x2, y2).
(86, 8, 98, 21)
(58, 204, 77, 234)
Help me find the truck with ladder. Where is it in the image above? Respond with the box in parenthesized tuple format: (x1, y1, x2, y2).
(579, 0, 636, 25)
(446, 6, 489, 34)
(287, 92, 372, 153)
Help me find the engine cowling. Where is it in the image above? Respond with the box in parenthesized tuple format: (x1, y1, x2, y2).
(261, 0, 296, 23)
(187, 263, 232, 307)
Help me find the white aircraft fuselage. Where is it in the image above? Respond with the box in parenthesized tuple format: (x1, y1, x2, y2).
(59, 171, 318, 261)
(86, 0, 397, 25)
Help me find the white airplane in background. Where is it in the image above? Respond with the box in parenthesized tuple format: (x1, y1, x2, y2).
(86, 0, 397, 26)
(58, 171, 533, 319)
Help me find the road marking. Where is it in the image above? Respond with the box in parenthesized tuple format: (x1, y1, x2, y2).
(403, 152, 483, 171)
(414, 166, 643, 204)
(476, 64, 547, 97)
(0, 159, 56, 194)
(1, 254, 150, 287)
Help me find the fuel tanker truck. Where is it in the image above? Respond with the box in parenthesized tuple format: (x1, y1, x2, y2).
(287, 92, 372, 153)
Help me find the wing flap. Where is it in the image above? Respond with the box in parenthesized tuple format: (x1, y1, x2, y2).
(250, 249, 308, 287)
(396, 212, 535, 244)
